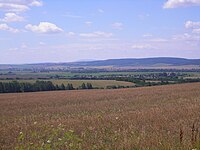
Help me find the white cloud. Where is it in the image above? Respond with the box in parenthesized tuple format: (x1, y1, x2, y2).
(0, 0, 43, 12)
(172, 33, 200, 41)
(163, 0, 200, 8)
(148, 38, 168, 42)
(8, 47, 18, 51)
(143, 34, 153, 37)
(169, 21, 200, 50)
(0, 23, 19, 33)
(80, 31, 113, 38)
(30, 0, 43, 6)
(39, 41, 45, 45)
(66, 32, 76, 37)
(185, 21, 200, 34)
(63, 13, 82, 18)
(0, 3, 28, 12)
(25, 22, 63, 34)
(68, 32, 75, 36)
(85, 21, 92, 27)
(112, 22, 123, 30)
(193, 28, 200, 34)
(131, 44, 154, 50)
(138, 13, 150, 20)
(0, 13, 24, 22)
(21, 43, 27, 49)
(185, 21, 200, 28)
(98, 9, 104, 13)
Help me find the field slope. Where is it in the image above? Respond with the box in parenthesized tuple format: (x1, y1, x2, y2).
(0, 83, 200, 149)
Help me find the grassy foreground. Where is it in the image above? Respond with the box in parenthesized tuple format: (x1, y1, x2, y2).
(0, 83, 200, 149)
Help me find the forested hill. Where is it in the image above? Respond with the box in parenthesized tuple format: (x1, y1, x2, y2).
(0, 57, 200, 69)
(71, 57, 200, 67)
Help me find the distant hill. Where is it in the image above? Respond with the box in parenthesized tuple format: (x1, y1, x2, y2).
(69, 57, 200, 67)
(0, 57, 200, 69)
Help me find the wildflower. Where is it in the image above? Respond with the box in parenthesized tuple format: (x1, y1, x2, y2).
(47, 140, 51, 143)
(88, 126, 94, 130)
(19, 132, 23, 135)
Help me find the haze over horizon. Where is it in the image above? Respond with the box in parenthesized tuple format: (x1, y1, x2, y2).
(0, 0, 200, 64)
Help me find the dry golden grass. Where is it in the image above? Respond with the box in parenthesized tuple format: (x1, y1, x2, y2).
(0, 83, 200, 149)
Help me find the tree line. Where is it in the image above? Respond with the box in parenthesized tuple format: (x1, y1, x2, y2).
(0, 81, 93, 93)
(114, 76, 200, 87)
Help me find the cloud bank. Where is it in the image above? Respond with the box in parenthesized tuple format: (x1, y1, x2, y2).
(0, 23, 19, 33)
(185, 21, 200, 34)
(80, 31, 113, 38)
(0, 0, 43, 12)
(25, 22, 63, 34)
(163, 0, 200, 8)
(112, 22, 123, 30)
(0, 13, 24, 22)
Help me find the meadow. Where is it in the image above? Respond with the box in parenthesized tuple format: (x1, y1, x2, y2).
(0, 83, 200, 149)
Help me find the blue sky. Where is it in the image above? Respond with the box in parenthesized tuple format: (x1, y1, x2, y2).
(0, 0, 200, 64)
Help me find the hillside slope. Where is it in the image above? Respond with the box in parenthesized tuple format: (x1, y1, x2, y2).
(1, 83, 200, 149)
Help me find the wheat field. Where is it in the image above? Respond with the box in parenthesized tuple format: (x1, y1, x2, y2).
(0, 83, 200, 149)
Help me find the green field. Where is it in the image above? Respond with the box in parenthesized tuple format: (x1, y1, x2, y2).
(1, 71, 200, 80)
(0, 71, 162, 78)
(0, 79, 135, 88)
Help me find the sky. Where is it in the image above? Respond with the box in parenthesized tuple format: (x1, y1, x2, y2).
(0, 0, 200, 64)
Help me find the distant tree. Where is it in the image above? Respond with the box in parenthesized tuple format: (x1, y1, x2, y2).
(31, 81, 55, 91)
(86, 83, 93, 89)
(55, 84, 60, 90)
(20, 82, 33, 92)
(66, 83, 74, 90)
(3, 82, 10, 93)
(0, 82, 4, 93)
(106, 85, 117, 89)
(11, 81, 21, 92)
(70, 84, 74, 90)
(46, 81, 55, 91)
(33, 81, 43, 91)
(81, 83, 86, 89)
(60, 83, 65, 90)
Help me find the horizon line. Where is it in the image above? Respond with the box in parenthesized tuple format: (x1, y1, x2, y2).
(0, 57, 200, 65)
